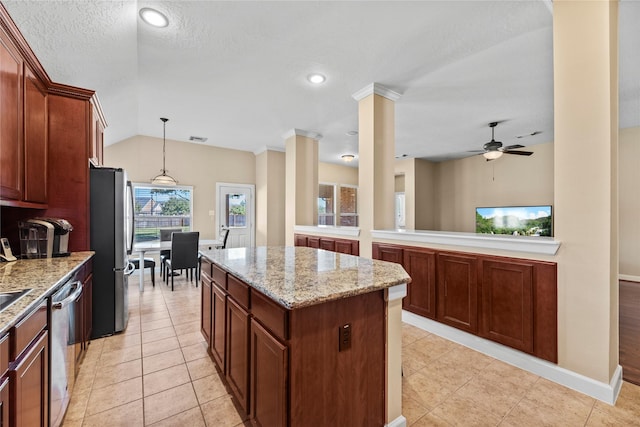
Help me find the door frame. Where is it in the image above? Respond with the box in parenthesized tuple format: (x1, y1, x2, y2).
(216, 182, 255, 247)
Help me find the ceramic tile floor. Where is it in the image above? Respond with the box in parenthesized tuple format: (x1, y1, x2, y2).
(62, 273, 640, 426)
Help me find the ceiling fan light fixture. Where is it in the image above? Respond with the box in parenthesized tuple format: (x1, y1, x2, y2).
(151, 117, 178, 186)
(483, 151, 503, 160)
(139, 8, 169, 28)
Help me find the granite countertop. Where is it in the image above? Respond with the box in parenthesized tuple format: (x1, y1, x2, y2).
(0, 252, 94, 335)
(199, 246, 410, 309)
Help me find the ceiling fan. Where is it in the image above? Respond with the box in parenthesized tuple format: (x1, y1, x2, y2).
(470, 122, 534, 161)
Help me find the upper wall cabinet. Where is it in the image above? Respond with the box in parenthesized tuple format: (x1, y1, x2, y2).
(23, 65, 48, 203)
(0, 26, 24, 203)
(0, 19, 49, 208)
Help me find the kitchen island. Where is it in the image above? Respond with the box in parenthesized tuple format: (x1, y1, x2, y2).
(199, 246, 410, 427)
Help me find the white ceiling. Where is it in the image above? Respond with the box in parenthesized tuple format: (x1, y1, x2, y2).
(4, 1, 639, 165)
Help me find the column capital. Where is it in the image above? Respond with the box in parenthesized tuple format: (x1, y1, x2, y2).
(352, 83, 402, 102)
(282, 128, 323, 140)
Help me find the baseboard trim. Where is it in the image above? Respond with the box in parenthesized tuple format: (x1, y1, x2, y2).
(385, 415, 407, 427)
(402, 311, 622, 405)
(619, 274, 640, 283)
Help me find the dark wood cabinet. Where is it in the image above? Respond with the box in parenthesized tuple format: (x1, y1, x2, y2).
(479, 259, 533, 353)
(0, 27, 24, 202)
(211, 283, 227, 370)
(23, 65, 47, 204)
(294, 234, 359, 256)
(201, 279, 212, 346)
(0, 377, 8, 427)
(226, 297, 250, 414)
(250, 318, 287, 427)
(372, 242, 557, 362)
(83, 272, 93, 346)
(10, 330, 48, 427)
(404, 248, 437, 319)
(437, 252, 478, 333)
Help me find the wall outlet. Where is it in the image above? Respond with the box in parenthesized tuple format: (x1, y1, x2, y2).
(338, 323, 351, 352)
(208, 210, 215, 216)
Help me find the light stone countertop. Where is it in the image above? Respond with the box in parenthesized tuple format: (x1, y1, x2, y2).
(199, 246, 411, 309)
(0, 252, 94, 335)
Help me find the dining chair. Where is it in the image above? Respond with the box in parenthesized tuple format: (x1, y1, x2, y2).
(198, 227, 231, 280)
(164, 231, 199, 291)
(159, 228, 181, 281)
(129, 257, 155, 286)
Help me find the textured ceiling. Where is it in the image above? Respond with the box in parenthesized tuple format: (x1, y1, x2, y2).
(3, 1, 639, 165)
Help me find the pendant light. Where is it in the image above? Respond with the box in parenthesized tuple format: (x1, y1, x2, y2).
(151, 117, 178, 186)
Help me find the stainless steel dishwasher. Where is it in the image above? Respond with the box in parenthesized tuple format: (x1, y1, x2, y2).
(50, 279, 83, 427)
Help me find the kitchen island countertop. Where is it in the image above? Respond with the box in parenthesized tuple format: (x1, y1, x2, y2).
(199, 246, 410, 309)
(0, 252, 94, 334)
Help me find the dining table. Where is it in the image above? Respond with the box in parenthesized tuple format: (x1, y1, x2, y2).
(132, 238, 222, 291)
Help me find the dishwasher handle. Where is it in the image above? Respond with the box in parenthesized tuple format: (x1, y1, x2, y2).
(52, 281, 83, 310)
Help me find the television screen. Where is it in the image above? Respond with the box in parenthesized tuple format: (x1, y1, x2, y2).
(476, 205, 552, 236)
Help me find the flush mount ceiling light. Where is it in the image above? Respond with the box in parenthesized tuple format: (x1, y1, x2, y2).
(307, 73, 326, 84)
(151, 118, 178, 186)
(341, 154, 356, 162)
(139, 7, 169, 28)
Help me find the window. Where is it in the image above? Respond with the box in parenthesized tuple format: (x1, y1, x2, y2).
(318, 184, 335, 225)
(225, 193, 247, 228)
(395, 192, 405, 229)
(132, 183, 193, 242)
(339, 185, 358, 226)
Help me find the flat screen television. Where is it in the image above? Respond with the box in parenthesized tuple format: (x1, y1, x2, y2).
(475, 205, 552, 237)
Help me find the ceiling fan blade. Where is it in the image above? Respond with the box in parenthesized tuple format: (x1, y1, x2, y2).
(467, 150, 485, 153)
(503, 144, 524, 150)
(504, 150, 533, 156)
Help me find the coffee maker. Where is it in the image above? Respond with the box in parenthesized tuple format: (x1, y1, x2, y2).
(18, 218, 73, 258)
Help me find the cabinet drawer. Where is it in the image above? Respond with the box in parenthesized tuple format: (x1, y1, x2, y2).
(201, 258, 213, 281)
(227, 275, 250, 310)
(11, 301, 47, 360)
(0, 334, 8, 376)
(212, 264, 227, 289)
(252, 290, 289, 341)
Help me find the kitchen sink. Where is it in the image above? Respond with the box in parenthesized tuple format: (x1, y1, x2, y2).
(0, 289, 32, 313)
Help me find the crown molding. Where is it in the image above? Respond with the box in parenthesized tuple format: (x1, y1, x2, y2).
(254, 145, 285, 156)
(282, 128, 323, 141)
(352, 83, 402, 102)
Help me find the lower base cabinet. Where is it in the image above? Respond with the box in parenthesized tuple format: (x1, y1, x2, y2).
(10, 331, 48, 427)
(250, 319, 287, 427)
(0, 377, 8, 427)
(373, 242, 557, 363)
(203, 264, 386, 426)
(226, 298, 249, 413)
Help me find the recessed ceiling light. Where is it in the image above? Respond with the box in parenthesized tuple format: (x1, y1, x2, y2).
(139, 8, 169, 28)
(341, 154, 356, 162)
(307, 73, 326, 84)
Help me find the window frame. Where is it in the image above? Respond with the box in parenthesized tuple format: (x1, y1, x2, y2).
(338, 184, 358, 227)
(131, 182, 194, 243)
(318, 182, 337, 226)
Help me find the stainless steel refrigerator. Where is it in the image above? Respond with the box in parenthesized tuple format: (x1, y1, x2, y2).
(90, 166, 134, 338)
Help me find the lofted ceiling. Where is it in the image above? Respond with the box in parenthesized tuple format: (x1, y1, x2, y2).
(3, 1, 639, 166)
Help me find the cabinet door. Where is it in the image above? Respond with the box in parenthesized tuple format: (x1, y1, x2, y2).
(250, 319, 287, 427)
(437, 253, 478, 333)
(89, 103, 104, 166)
(211, 283, 227, 370)
(334, 239, 353, 255)
(201, 280, 212, 346)
(226, 298, 250, 414)
(307, 237, 320, 249)
(11, 331, 48, 427)
(0, 29, 23, 201)
(319, 238, 335, 252)
(293, 235, 307, 247)
(479, 259, 534, 353)
(23, 66, 47, 203)
(372, 243, 403, 264)
(0, 377, 9, 427)
(403, 248, 437, 319)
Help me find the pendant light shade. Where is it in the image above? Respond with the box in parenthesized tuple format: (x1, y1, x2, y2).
(151, 117, 178, 186)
